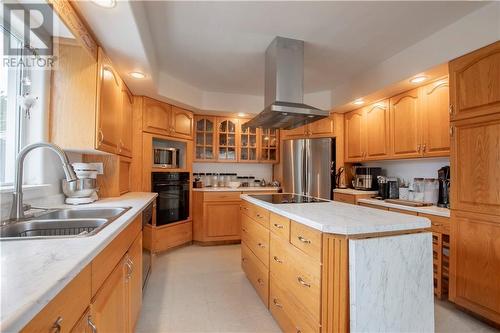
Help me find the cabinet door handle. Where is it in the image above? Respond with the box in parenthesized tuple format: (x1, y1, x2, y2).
(297, 236, 311, 244)
(88, 315, 98, 333)
(273, 256, 283, 263)
(273, 298, 283, 308)
(242, 257, 248, 263)
(257, 242, 265, 248)
(98, 129, 104, 145)
(422, 143, 427, 152)
(297, 276, 311, 288)
(257, 278, 264, 285)
(449, 126, 455, 137)
(273, 223, 284, 229)
(417, 144, 421, 153)
(448, 104, 454, 116)
(52, 316, 63, 333)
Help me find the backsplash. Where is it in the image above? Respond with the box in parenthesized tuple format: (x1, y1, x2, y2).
(362, 157, 450, 182)
(192, 162, 273, 181)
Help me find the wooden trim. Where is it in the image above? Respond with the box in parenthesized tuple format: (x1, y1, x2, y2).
(321, 234, 349, 333)
(49, 0, 98, 59)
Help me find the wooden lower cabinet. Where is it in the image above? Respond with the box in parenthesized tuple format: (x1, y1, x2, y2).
(22, 218, 145, 333)
(241, 241, 269, 306)
(333, 192, 375, 205)
(144, 221, 193, 253)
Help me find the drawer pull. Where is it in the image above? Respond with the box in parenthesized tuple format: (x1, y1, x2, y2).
(241, 206, 249, 210)
(273, 256, 283, 263)
(52, 316, 63, 333)
(273, 223, 284, 229)
(297, 276, 311, 288)
(273, 298, 283, 308)
(257, 242, 265, 248)
(256, 213, 263, 219)
(297, 236, 311, 244)
(242, 257, 248, 262)
(88, 315, 98, 333)
(257, 278, 264, 285)
(242, 227, 248, 233)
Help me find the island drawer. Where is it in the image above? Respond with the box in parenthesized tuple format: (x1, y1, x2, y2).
(204, 192, 241, 202)
(270, 276, 320, 333)
(241, 213, 270, 267)
(240, 201, 270, 229)
(333, 192, 356, 204)
(21, 265, 91, 333)
(270, 213, 290, 240)
(270, 233, 321, 322)
(290, 221, 322, 261)
(241, 241, 269, 307)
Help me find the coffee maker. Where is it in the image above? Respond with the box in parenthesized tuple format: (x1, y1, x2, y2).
(437, 166, 450, 208)
(352, 167, 382, 191)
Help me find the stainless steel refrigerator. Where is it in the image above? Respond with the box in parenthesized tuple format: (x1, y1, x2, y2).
(282, 138, 336, 200)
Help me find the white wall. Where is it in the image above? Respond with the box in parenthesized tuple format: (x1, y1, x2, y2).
(192, 162, 273, 182)
(362, 158, 450, 183)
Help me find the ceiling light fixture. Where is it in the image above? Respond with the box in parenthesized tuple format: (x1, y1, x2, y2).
(410, 76, 427, 84)
(237, 112, 247, 117)
(91, 0, 116, 8)
(353, 98, 364, 105)
(129, 71, 146, 79)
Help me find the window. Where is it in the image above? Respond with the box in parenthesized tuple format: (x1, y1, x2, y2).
(0, 24, 43, 186)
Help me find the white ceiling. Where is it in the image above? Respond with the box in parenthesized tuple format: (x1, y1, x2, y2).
(144, 1, 483, 95)
(73, 1, 495, 112)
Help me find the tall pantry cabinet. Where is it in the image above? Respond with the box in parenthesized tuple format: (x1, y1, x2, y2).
(448, 41, 500, 325)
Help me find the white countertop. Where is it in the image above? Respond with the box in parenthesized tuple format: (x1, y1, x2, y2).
(241, 194, 430, 235)
(193, 186, 280, 192)
(0, 192, 157, 332)
(357, 198, 451, 218)
(333, 188, 379, 195)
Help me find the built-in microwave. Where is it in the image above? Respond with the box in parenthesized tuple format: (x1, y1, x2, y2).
(153, 147, 179, 168)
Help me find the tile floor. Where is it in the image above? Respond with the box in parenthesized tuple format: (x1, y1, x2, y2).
(136, 244, 499, 333)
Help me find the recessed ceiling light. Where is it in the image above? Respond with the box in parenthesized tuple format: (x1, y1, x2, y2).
(353, 99, 364, 105)
(91, 0, 116, 8)
(410, 76, 427, 84)
(237, 112, 247, 117)
(129, 71, 146, 79)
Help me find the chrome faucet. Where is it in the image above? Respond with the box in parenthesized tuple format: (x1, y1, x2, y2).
(9, 142, 78, 221)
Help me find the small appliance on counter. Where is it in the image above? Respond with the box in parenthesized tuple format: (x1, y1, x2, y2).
(153, 147, 179, 169)
(193, 173, 204, 188)
(387, 177, 399, 199)
(352, 166, 382, 191)
(63, 162, 99, 205)
(437, 166, 450, 208)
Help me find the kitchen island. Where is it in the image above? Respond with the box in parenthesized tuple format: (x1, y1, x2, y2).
(240, 193, 434, 332)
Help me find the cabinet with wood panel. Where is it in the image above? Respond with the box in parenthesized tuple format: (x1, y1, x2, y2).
(389, 89, 422, 158)
(259, 128, 279, 163)
(240, 125, 259, 162)
(449, 41, 500, 326)
(217, 118, 239, 161)
(142, 98, 194, 140)
(281, 115, 335, 139)
(119, 85, 134, 158)
(345, 100, 390, 162)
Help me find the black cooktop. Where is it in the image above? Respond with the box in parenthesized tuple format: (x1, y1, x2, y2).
(249, 193, 328, 204)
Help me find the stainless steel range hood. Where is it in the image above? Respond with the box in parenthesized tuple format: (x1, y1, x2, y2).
(244, 37, 329, 130)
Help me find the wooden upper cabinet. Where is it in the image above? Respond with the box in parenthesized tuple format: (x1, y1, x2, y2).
(345, 108, 366, 162)
(142, 98, 171, 136)
(171, 106, 193, 139)
(390, 88, 422, 158)
(96, 48, 122, 154)
(365, 100, 390, 160)
(449, 41, 500, 121)
(450, 114, 500, 216)
(309, 116, 335, 137)
(282, 125, 307, 139)
(260, 128, 279, 163)
(119, 85, 133, 158)
(421, 79, 450, 157)
(217, 118, 239, 161)
(240, 125, 259, 162)
(194, 116, 216, 161)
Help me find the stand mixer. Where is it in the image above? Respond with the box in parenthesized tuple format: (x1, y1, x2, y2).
(63, 163, 99, 204)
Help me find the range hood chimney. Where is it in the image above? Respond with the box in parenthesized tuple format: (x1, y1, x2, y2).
(244, 36, 329, 129)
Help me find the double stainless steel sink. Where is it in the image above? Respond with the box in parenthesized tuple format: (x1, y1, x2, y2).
(0, 207, 130, 240)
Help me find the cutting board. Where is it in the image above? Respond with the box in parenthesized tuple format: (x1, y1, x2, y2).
(384, 199, 433, 207)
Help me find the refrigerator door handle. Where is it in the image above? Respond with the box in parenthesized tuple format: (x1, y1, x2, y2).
(303, 143, 308, 196)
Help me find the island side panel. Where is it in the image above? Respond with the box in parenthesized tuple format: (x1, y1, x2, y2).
(348, 232, 434, 332)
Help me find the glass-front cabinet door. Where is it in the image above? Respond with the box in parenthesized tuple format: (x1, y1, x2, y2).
(239, 124, 258, 162)
(194, 116, 216, 161)
(260, 128, 279, 163)
(217, 118, 238, 161)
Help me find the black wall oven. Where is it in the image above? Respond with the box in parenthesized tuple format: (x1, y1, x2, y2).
(152, 172, 190, 226)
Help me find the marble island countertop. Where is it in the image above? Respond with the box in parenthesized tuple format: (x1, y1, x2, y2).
(193, 186, 280, 192)
(241, 194, 430, 235)
(333, 188, 379, 195)
(0, 192, 157, 332)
